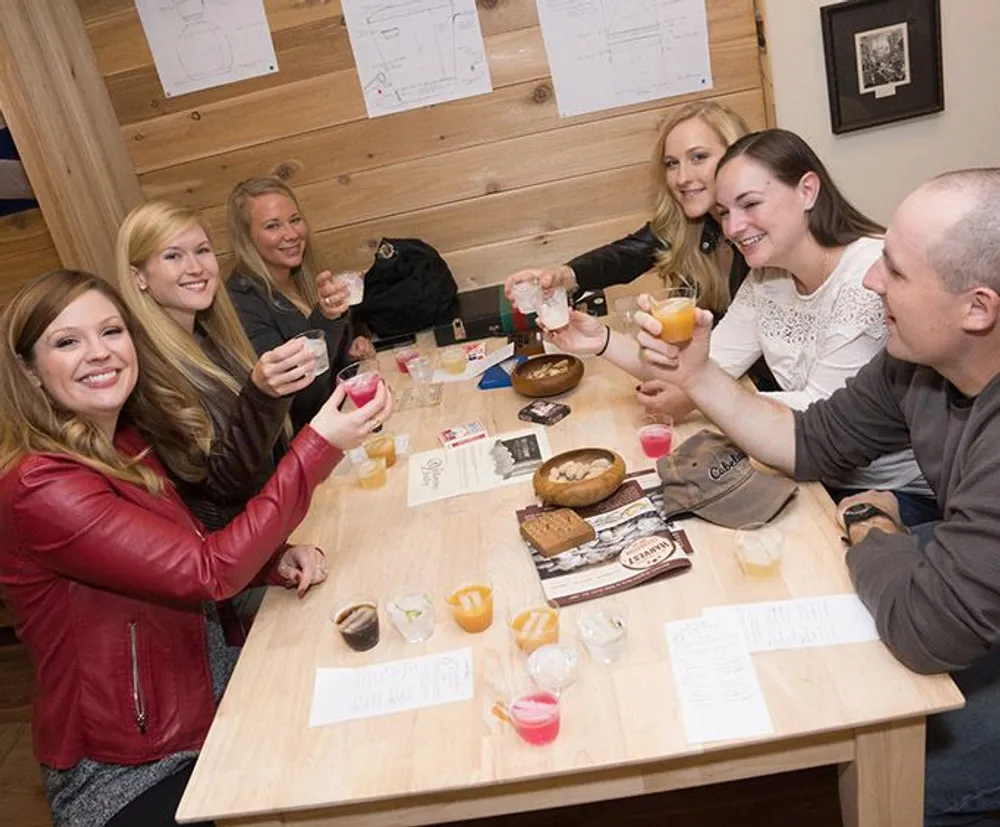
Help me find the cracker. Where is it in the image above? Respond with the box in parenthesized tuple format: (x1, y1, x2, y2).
(520, 509, 596, 557)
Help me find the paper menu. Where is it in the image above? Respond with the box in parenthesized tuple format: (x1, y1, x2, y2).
(407, 428, 551, 507)
(309, 648, 474, 727)
(664, 615, 774, 744)
(703, 595, 879, 653)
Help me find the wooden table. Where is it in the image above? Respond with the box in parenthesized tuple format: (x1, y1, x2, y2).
(177, 347, 963, 827)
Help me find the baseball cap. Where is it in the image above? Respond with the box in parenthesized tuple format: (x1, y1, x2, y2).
(656, 430, 797, 528)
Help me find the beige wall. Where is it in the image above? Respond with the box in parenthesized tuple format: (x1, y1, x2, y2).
(765, 0, 1000, 224)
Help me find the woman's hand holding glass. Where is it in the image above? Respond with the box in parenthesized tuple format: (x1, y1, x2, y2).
(251, 338, 317, 398)
(315, 270, 350, 319)
(503, 265, 576, 301)
(277, 544, 328, 597)
(311, 381, 394, 451)
(543, 309, 608, 355)
(634, 293, 714, 389)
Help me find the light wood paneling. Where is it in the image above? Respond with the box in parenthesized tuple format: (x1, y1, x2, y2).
(0, 1, 140, 279)
(0, 210, 61, 308)
(74, 0, 768, 293)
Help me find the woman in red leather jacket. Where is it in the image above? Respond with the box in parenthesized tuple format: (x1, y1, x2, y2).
(0, 270, 393, 827)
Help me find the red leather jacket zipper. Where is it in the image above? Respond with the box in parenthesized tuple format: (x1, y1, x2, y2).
(128, 622, 148, 734)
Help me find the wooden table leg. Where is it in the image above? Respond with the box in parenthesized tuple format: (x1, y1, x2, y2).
(839, 719, 926, 827)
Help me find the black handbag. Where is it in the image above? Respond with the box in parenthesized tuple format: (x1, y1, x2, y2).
(357, 238, 458, 338)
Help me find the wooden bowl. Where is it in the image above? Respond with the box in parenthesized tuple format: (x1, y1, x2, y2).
(511, 354, 584, 398)
(533, 448, 626, 507)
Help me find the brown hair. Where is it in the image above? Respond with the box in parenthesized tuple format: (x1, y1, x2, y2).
(717, 128, 884, 247)
(648, 102, 752, 313)
(226, 176, 324, 313)
(0, 269, 213, 492)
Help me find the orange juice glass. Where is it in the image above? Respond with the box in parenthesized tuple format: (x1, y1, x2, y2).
(364, 433, 396, 468)
(446, 582, 494, 633)
(650, 285, 698, 344)
(509, 602, 560, 655)
(356, 456, 387, 490)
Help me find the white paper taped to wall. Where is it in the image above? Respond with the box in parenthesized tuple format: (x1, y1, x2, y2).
(134, 0, 278, 99)
(536, 0, 714, 118)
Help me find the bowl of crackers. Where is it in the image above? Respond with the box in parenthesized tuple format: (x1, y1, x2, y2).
(533, 448, 626, 507)
(511, 354, 583, 398)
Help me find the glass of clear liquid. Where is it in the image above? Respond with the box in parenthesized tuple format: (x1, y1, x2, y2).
(576, 601, 628, 663)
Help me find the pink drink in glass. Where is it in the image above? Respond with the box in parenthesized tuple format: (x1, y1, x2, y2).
(638, 424, 673, 459)
(394, 348, 418, 374)
(344, 371, 380, 408)
(509, 690, 560, 746)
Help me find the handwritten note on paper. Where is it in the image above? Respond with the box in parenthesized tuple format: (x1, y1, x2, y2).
(704, 595, 879, 653)
(308, 648, 474, 727)
(536, 0, 713, 117)
(665, 615, 774, 744)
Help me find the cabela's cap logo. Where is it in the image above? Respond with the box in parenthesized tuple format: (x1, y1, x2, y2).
(708, 450, 747, 481)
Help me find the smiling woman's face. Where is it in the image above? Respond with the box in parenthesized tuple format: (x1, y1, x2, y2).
(662, 116, 729, 219)
(248, 193, 309, 279)
(28, 289, 138, 436)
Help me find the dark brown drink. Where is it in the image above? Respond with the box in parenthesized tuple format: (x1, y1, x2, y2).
(335, 602, 380, 651)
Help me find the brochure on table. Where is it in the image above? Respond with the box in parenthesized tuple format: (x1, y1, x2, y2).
(516, 470, 695, 606)
(407, 427, 551, 507)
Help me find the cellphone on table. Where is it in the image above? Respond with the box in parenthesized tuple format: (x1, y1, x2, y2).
(518, 400, 571, 426)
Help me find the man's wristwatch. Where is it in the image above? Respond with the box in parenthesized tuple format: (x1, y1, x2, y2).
(842, 502, 902, 544)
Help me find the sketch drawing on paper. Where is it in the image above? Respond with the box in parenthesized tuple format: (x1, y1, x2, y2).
(342, 0, 493, 117)
(173, 0, 234, 80)
(134, 0, 278, 98)
(536, 0, 713, 118)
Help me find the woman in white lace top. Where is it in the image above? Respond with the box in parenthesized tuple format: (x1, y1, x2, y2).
(546, 129, 937, 525)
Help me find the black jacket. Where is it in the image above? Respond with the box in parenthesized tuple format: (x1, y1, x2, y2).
(566, 220, 776, 391)
(567, 219, 750, 301)
(228, 269, 352, 433)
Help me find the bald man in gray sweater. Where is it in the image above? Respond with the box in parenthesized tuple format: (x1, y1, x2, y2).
(635, 167, 1000, 827)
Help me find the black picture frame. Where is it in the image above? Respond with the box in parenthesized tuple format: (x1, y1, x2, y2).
(820, 0, 943, 134)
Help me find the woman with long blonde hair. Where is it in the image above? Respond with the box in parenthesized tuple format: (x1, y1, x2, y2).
(504, 100, 752, 315)
(226, 176, 374, 432)
(0, 269, 392, 827)
(116, 200, 317, 532)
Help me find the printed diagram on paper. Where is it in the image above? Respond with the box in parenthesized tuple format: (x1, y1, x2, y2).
(341, 0, 493, 117)
(536, 0, 713, 117)
(134, 0, 278, 98)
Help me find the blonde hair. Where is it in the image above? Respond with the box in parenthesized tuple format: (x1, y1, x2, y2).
(115, 200, 258, 409)
(0, 270, 213, 493)
(226, 177, 323, 314)
(649, 102, 751, 313)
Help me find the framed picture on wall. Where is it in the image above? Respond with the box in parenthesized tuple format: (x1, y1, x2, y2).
(820, 0, 943, 134)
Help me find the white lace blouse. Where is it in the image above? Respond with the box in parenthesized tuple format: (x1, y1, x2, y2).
(709, 236, 930, 494)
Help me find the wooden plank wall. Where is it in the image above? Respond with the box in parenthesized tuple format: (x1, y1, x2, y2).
(0, 210, 61, 308)
(77, 0, 768, 293)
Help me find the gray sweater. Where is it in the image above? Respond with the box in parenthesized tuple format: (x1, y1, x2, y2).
(794, 351, 1000, 675)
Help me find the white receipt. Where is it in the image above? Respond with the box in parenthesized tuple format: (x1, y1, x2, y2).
(665, 615, 774, 744)
(309, 647, 474, 727)
(704, 594, 879, 653)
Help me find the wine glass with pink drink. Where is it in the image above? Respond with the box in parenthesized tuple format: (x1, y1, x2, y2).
(637, 417, 674, 460)
(336, 359, 382, 408)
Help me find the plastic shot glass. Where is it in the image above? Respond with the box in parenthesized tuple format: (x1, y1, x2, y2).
(650, 284, 698, 344)
(333, 271, 365, 305)
(734, 522, 784, 577)
(295, 329, 329, 376)
(332, 597, 380, 652)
